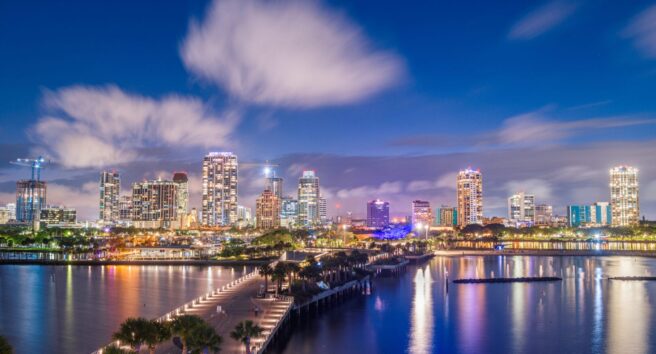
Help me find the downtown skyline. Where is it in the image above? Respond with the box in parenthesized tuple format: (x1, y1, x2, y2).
(1, 0, 656, 220)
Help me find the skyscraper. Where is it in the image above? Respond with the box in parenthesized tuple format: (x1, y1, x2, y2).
(131, 178, 178, 229)
(118, 195, 132, 224)
(297, 170, 320, 226)
(266, 176, 283, 201)
(173, 172, 189, 216)
(202, 152, 238, 226)
(412, 200, 432, 226)
(366, 199, 390, 228)
(610, 166, 639, 226)
(508, 192, 535, 225)
(319, 197, 328, 224)
(256, 188, 281, 229)
(457, 168, 483, 226)
(16, 180, 46, 223)
(281, 197, 299, 228)
(99, 171, 120, 224)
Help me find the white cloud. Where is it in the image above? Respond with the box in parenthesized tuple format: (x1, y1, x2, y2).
(435, 172, 458, 190)
(504, 178, 553, 201)
(336, 181, 402, 199)
(509, 1, 578, 40)
(623, 5, 656, 58)
(32, 85, 238, 168)
(406, 180, 434, 192)
(47, 182, 98, 220)
(551, 165, 601, 183)
(180, 0, 403, 107)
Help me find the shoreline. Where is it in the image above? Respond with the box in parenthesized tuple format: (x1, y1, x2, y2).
(435, 249, 656, 258)
(0, 259, 271, 266)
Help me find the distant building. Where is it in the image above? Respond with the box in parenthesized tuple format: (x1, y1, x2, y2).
(256, 188, 281, 229)
(202, 152, 238, 226)
(366, 199, 390, 228)
(118, 195, 132, 224)
(610, 166, 639, 226)
(40, 206, 76, 226)
(99, 171, 120, 224)
(281, 197, 299, 228)
(457, 168, 483, 226)
(435, 206, 457, 227)
(319, 197, 328, 224)
(411, 200, 432, 227)
(173, 172, 189, 215)
(16, 180, 46, 224)
(5, 203, 15, 221)
(567, 202, 612, 227)
(535, 204, 553, 226)
(508, 192, 535, 225)
(131, 179, 178, 229)
(0, 208, 11, 224)
(298, 170, 320, 226)
(237, 205, 253, 228)
(266, 176, 284, 201)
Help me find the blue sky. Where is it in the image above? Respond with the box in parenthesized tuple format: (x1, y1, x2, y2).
(1, 0, 656, 220)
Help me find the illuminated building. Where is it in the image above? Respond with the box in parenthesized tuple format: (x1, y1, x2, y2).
(16, 180, 46, 223)
(118, 195, 132, 224)
(367, 199, 390, 228)
(535, 204, 553, 226)
(508, 192, 535, 225)
(435, 206, 457, 227)
(256, 188, 281, 229)
(0, 208, 12, 224)
(610, 166, 639, 226)
(412, 200, 432, 226)
(319, 197, 328, 224)
(457, 168, 483, 226)
(297, 170, 320, 226)
(99, 170, 120, 224)
(202, 152, 238, 226)
(266, 176, 283, 200)
(40, 206, 76, 226)
(131, 178, 178, 229)
(281, 197, 299, 228)
(237, 205, 253, 228)
(173, 172, 189, 215)
(567, 202, 612, 227)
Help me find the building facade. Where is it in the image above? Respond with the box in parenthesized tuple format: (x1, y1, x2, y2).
(297, 170, 320, 226)
(457, 168, 483, 226)
(131, 179, 178, 229)
(535, 204, 553, 226)
(412, 200, 433, 227)
(435, 206, 458, 227)
(118, 195, 132, 224)
(266, 176, 283, 201)
(281, 197, 299, 228)
(366, 199, 390, 228)
(16, 180, 47, 223)
(99, 171, 120, 224)
(610, 166, 639, 226)
(256, 188, 281, 229)
(567, 202, 612, 227)
(508, 192, 535, 225)
(40, 206, 76, 226)
(202, 152, 238, 226)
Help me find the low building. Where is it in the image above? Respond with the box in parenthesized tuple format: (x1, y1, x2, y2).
(40, 206, 76, 226)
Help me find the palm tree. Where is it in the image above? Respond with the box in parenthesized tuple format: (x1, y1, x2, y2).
(272, 263, 287, 293)
(258, 264, 273, 294)
(187, 324, 222, 354)
(143, 320, 171, 354)
(230, 320, 264, 354)
(0, 336, 13, 354)
(285, 263, 300, 286)
(112, 317, 154, 352)
(170, 315, 206, 354)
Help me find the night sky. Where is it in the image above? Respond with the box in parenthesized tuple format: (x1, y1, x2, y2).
(1, 0, 655, 220)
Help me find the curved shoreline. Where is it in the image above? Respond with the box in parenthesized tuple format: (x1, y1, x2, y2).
(435, 249, 656, 258)
(0, 259, 270, 266)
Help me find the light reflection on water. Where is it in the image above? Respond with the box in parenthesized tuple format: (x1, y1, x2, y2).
(276, 255, 656, 354)
(0, 264, 250, 354)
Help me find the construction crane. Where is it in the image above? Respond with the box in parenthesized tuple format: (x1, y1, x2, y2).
(10, 156, 49, 231)
(241, 160, 280, 178)
(10, 156, 48, 181)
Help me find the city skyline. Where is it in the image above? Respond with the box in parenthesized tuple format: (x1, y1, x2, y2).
(1, 0, 656, 220)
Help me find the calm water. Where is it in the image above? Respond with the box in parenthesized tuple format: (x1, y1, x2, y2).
(0, 264, 250, 354)
(276, 256, 656, 354)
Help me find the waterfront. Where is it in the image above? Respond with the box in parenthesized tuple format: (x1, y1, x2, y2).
(275, 255, 656, 354)
(0, 264, 251, 354)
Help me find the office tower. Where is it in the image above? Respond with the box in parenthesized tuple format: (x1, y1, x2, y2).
(508, 192, 535, 225)
(457, 168, 483, 226)
(131, 179, 178, 229)
(610, 166, 639, 226)
(435, 206, 458, 227)
(281, 197, 299, 228)
(173, 172, 189, 215)
(567, 202, 612, 227)
(40, 206, 76, 226)
(99, 171, 120, 224)
(256, 188, 281, 229)
(202, 152, 238, 226)
(118, 195, 132, 224)
(366, 199, 390, 228)
(535, 204, 553, 226)
(319, 197, 327, 224)
(16, 180, 46, 223)
(412, 200, 433, 226)
(266, 176, 283, 200)
(297, 170, 320, 226)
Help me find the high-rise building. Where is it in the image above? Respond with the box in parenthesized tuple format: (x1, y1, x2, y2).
(256, 188, 281, 229)
(366, 199, 390, 228)
(99, 171, 120, 224)
(266, 176, 283, 201)
(535, 204, 553, 226)
(298, 170, 320, 226)
(319, 197, 328, 224)
(412, 200, 432, 227)
(16, 180, 46, 223)
(508, 192, 535, 225)
(40, 206, 76, 226)
(237, 205, 253, 227)
(118, 195, 132, 224)
(281, 197, 299, 228)
(131, 179, 178, 229)
(435, 206, 457, 227)
(202, 152, 238, 226)
(173, 172, 189, 215)
(610, 166, 639, 226)
(567, 202, 612, 227)
(457, 168, 483, 226)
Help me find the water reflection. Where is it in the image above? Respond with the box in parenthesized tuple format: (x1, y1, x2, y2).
(409, 266, 434, 354)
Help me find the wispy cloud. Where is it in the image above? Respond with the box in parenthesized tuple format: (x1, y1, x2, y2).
(180, 0, 404, 107)
(509, 1, 578, 40)
(31, 85, 238, 168)
(623, 5, 656, 59)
